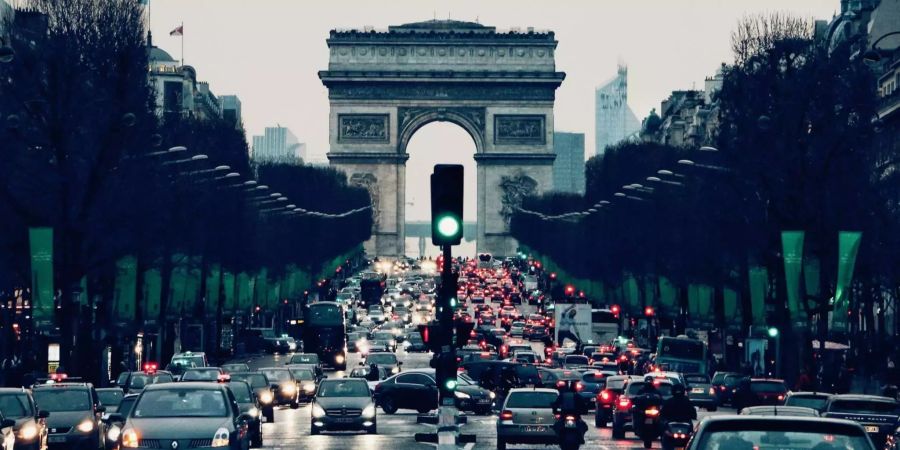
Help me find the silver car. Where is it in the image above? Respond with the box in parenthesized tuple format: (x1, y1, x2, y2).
(496, 388, 558, 450)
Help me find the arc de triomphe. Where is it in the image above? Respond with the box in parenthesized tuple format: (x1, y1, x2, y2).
(319, 20, 565, 257)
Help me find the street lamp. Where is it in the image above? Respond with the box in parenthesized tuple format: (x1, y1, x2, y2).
(699, 146, 719, 152)
(146, 146, 188, 158)
(862, 31, 900, 63)
(161, 153, 208, 166)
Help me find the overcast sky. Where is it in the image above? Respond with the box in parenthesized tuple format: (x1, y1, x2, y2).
(147, 0, 838, 221)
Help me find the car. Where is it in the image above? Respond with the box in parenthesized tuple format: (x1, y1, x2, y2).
(372, 371, 437, 414)
(228, 372, 275, 423)
(257, 367, 300, 408)
(370, 332, 398, 352)
(402, 332, 428, 352)
(286, 354, 323, 378)
(226, 381, 263, 448)
(180, 367, 227, 382)
(96, 388, 124, 413)
(347, 332, 368, 353)
(594, 375, 640, 428)
(508, 322, 526, 337)
(496, 388, 559, 450)
(221, 364, 251, 374)
(710, 371, 742, 405)
(264, 338, 292, 354)
(590, 361, 619, 372)
(684, 373, 718, 411)
(577, 371, 606, 407)
(362, 352, 402, 375)
(744, 378, 788, 407)
(111, 371, 174, 395)
(685, 416, 876, 450)
(740, 405, 819, 416)
(0, 413, 15, 450)
(822, 394, 900, 448)
(461, 361, 543, 391)
(348, 367, 391, 390)
(0, 388, 49, 450)
(562, 355, 590, 370)
(310, 378, 377, 435)
(523, 325, 549, 341)
(285, 366, 318, 402)
(784, 391, 832, 412)
(511, 351, 540, 365)
(611, 379, 674, 439)
(102, 393, 138, 450)
(31, 382, 106, 450)
(169, 352, 208, 369)
(113, 382, 252, 450)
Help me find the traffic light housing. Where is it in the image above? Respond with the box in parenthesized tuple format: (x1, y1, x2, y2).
(435, 351, 458, 396)
(418, 322, 448, 353)
(454, 319, 476, 349)
(430, 165, 464, 246)
(644, 306, 655, 317)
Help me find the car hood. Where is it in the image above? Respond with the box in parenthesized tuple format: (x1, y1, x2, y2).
(315, 397, 372, 409)
(47, 411, 92, 429)
(13, 417, 35, 431)
(457, 386, 491, 398)
(127, 417, 232, 438)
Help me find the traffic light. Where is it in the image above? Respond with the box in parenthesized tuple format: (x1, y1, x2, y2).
(644, 306, 655, 317)
(565, 285, 575, 296)
(454, 319, 476, 349)
(610, 304, 621, 316)
(435, 351, 458, 395)
(430, 164, 464, 246)
(418, 322, 448, 353)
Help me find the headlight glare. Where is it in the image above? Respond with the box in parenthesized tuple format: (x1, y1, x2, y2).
(77, 419, 94, 433)
(106, 425, 121, 442)
(392, 367, 400, 374)
(335, 354, 345, 364)
(247, 407, 259, 418)
(259, 391, 274, 404)
(281, 382, 296, 395)
(303, 383, 315, 393)
(489, 391, 496, 399)
(121, 429, 139, 448)
(18, 423, 38, 440)
(210, 427, 229, 447)
(361, 404, 376, 418)
(454, 391, 471, 399)
(311, 404, 326, 418)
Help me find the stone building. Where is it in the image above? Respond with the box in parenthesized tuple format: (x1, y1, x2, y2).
(552, 131, 585, 194)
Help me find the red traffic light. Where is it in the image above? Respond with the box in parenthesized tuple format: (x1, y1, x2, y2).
(610, 304, 620, 314)
(549, 273, 557, 280)
(644, 306, 655, 317)
(565, 285, 575, 295)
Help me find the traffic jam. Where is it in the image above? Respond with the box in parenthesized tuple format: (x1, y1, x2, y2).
(2, 254, 898, 450)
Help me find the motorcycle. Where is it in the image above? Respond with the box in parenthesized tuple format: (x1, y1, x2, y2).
(661, 421, 693, 450)
(632, 405, 663, 449)
(557, 415, 585, 450)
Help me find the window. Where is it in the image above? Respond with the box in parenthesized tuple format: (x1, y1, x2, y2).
(226, 383, 253, 402)
(750, 382, 787, 394)
(366, 353, 398, 365)
(134, 389, 228, 418)
(397, 374, 434, 386)
(505, 391, 557, 408)
(0, 394, 33, 418)
(317, 380, 370, 397)
(259, 369, 291, 382)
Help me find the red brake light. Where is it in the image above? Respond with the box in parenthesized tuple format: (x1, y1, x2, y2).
(575, 382, 584, 392)
(719, 386, 727, 391)
(617, 398, 631, 409)
(499, 410, 513, 420)
(777, 394, 784, 401)
(556, 380, 566, 388)
(599, 390, 611, 402)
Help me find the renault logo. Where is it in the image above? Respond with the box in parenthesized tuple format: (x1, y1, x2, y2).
(171, 441, 179, 449)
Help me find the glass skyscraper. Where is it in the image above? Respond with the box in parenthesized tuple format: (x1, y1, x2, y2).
(595, 64, 640, 156)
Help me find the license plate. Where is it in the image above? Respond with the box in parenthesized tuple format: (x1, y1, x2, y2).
(335, 418, 354, 423)
(48, 436, 66, 443)
(645, 418, 655, 424)
(865, 426, 879, 433)
(691, 388, 704, 393)
(523, 426, 546, 433)
(477, 399, 491, 404)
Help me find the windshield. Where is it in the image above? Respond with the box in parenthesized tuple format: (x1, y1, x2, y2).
(307, 304, 343, 326)
(117, 397, 137, 416)
(289, 368, 315, 380)
(785, 396, 829, 410)
(750, 382, 787, 393)
(317, 380, 369, 397)
(657, 338, 705, 360)
(133, 389, 228, 418)
(0, 393, 33, 418)
(33, 389, 92, 412)
(366, 354, 398, 365)
(829, 400, 900, 415)
(183, 369, 220, 381)
(230, 374, 268, 389)
(227, 383, 253, 402)
(626, 382, 673, 397)
(260, 369, 291, 382)
(98, 390, 123, 407)
(695, 429, 869, 450)
(506, 392, 558, 408)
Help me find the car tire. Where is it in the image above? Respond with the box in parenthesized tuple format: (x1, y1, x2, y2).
(310, 425, 320, 436)
(612, 422, 625, 439)
(264, 409, 275, 423)
(251, 432, 263, 448)
(381, 397, 398, 414)
(595, 415, 605, 428)
(367, 425, 377, 435)
(290, 401, 300, 409)
(496, 438, 506, 450)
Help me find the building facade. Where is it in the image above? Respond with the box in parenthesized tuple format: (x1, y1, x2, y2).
(552, 131, 585, 193)
(595, 64, 641, 156)
(640, 67, 723, 147)
(251, 126, 304, 162)
(147, 34, 223, 122)
(218, 95, 242, 128)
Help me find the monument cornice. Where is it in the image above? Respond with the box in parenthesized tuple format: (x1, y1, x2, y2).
(326, 152, 411, 164)
(319, 70, 566, 84)
(473, 153, 556, 165)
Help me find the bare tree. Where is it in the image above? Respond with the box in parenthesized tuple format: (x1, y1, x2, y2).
(731, 12, 814, 65)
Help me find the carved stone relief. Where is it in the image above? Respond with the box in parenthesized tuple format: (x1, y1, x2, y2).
(499, 173, 538, 229)
(494, 115, 546, 145)
(349, 172, 380, 227)
(338, 114, 389, 142)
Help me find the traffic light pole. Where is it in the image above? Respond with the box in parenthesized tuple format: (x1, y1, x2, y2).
(437, 244, 459, 450)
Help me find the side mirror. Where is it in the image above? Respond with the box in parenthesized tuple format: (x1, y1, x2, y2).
(103, 413, 125, 424)
(398, 361, 403, 366)
(1, 419, 14, 428)
(37, 410, 50, 419)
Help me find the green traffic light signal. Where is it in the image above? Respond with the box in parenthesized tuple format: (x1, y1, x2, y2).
(436, 215, 461, 237)
(444, 378, 458, 390)
(767, 327, 779, 337)
(431, 165, 464, 246)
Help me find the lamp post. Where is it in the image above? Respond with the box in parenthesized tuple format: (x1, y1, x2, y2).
(862, 31, 900, 63)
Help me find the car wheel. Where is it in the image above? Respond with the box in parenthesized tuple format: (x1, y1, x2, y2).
(595, 415, 605, 428)
(644, 439, 653, 449)
(264, 409, 275, 423)
(612, 422, 625, 439)
(310, 425, 319, 436)
(366, 425, 377, 435)
(381, 397, 398, 414)
(496, 437, 506, 450)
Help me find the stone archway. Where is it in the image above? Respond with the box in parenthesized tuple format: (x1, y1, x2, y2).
(320, 19, 565, 257)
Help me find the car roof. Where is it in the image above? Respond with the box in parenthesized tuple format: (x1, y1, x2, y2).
(0, 387, 29, 393)
(694, 415, 868, 436)
(828, 394, 897, 403)
(143, 382, 226, 391)
(508, 388, 557, 394)
(32, 382, 91, 389)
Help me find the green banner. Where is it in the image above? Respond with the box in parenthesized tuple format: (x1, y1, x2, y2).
(781, 231, 805, 328)
(168, 254, 187, 317)
(804, 257, 820, 311)
(267, 280, 281, 310)
(688, 284, 713, 325)
(113, 256, 138, 322)
(183, 257, 202, 314)
(724, 288, 740, 323)
(28, 227, 54, 332)
(254, 269, 268, 311)
(142, 268, 161, 323)
(658, 277, 677, 318)
(831, 231, 862, 333)
(623, 276, 640, 313)
(205, 264, 221, 317)
(237, 272, 252, 312)
(222, 271, 236, 315)
(749, 266, 768, 326)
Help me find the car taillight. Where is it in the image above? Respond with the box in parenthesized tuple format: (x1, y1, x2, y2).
(556, 380, 566, 388)
(645, 408, 660, 417)
(777, 394, 784, 401)
(617, 398, 631, 409)
(599, 390, 611, 402)
(575, 382, 584, 392)
(719, 386, 727, 391)
(499, 410, 513, 420)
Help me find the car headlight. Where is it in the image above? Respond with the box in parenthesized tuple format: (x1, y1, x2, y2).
(106, 425, 121, 442)
(311, 404, 326, 418)
(18, 423, 38, 440)
(489, 391, 496, 399)
(211, 427, 230, 447)
(259, 391, 274, 404)
(281, 382, 297, 395)
(77, 419, 95, 433)
(361, 404, 376, 418)
(335, 354, 345, 364)
(247, 407, 259, 418)
(392, 367, 400, 374)
(454, 391, 471, 399)
(121, 429, 139, 448)
(303, 383, 316, 393)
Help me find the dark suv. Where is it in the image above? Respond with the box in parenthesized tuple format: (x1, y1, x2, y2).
(31, 383, 106, 450)
(0, 388, 49, 450)
(611, 380, 673, 439)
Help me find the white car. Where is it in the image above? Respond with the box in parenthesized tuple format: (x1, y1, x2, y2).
(368, 310, 386, 323)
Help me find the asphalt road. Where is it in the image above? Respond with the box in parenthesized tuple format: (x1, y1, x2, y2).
(231, 301, 734, 449)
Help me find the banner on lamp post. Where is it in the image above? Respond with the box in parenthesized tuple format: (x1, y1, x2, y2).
(781, 231, 805, 328)
(222, 271, 236, 315)
(749, 266, 768, 326)
(831, 232, 862, 333)
(114, 256, 138, 322)
(205, 264, 221, 317)
(29, 227, 54, 332)
(142, 268, 161, 325)
(237, 272, 252, 312)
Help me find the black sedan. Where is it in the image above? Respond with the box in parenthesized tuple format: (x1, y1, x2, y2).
(310, 379, 377, 435)
(373, 369, 493, 415)
(226, 381, 263, 448)
(0, 388, 49, 450)
(228, 373, 275, 423)
(113, 382, 252, 450)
